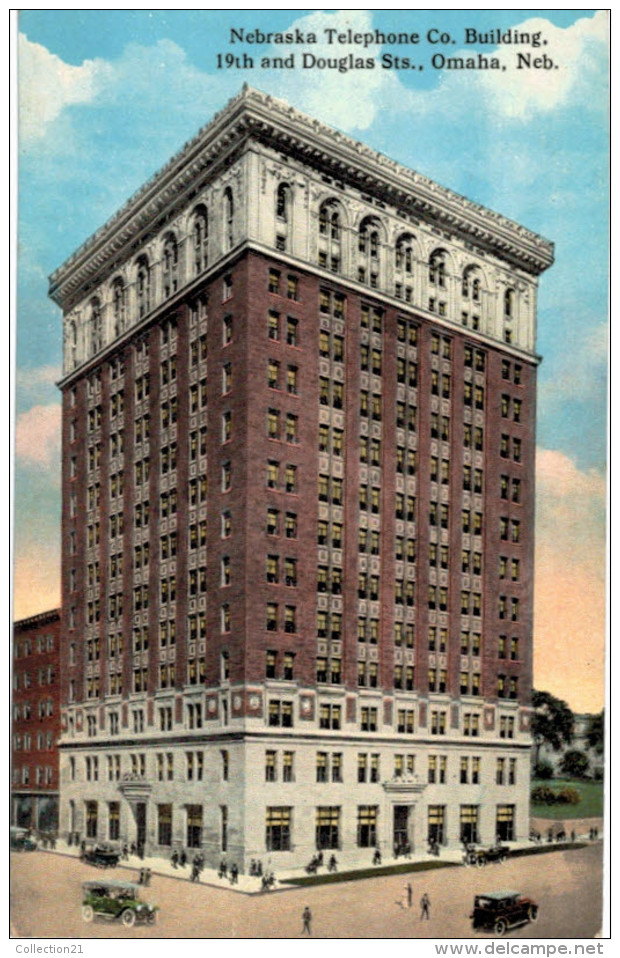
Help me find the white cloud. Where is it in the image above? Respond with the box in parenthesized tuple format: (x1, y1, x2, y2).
(256, 10, 609, 133)
(534, 447, 606, 711)
(18, 33, 105, 145)
(477, 11, 609, 119)
(13, 541, 61, 621)
(15, 403, 61, 471)
(250, 9, 397, 131)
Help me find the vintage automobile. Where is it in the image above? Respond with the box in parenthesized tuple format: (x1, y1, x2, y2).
(80, 841, 121, 869)
(463, 843, 510, 867)
(470, 890, 539, 935)
(81, 880, 158, 927)
(10, 827, 37, 851)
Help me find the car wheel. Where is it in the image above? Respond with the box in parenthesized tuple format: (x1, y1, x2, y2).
(121, 909, 136, 928)
(476, 857, 486, 868)
(494, 918, 508, 936)
(528, 906, 539, 922)
(82, 905, 94, 923)
(147, 912, 157, 925)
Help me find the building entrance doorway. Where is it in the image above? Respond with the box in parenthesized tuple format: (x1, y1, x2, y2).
(393, 805, 414, 855)
(135, 802, 146, 854)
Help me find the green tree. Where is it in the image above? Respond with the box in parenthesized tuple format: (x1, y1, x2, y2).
(585, 710, 604, 755)
(531, 690, 574, 767)
(560, 749, 590, 779)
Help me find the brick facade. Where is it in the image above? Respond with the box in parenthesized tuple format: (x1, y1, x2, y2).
(12, 609, 61, 831)
(51, 87, 552, 869)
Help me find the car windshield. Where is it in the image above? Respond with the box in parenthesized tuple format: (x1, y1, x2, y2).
(85, 883, 139, 900)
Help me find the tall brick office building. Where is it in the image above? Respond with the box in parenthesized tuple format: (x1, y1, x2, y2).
(51, 86, 553, 868)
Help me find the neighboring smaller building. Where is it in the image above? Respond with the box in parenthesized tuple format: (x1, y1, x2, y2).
(12, 609, 61, 831)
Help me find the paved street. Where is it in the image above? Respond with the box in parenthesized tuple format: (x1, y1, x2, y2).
(11, 843, 602, 939)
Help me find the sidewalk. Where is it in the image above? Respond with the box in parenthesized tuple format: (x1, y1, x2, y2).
(50, 840, 272, 894)
(46, 836, 598, 896)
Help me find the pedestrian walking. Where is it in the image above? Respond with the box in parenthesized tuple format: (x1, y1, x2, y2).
(218, 858, 227, 879)
(407, 883, 413, 909)
(420, 892, 431, 920)
(301, 905, 312, 935)
(180, 849, 187, 868)
(230, 862, 238, 885)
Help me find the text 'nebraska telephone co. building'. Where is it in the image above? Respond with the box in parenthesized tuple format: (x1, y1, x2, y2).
(50, 85, 553, 870)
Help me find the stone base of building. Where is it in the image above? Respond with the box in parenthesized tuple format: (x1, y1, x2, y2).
(59, 733, 531, 873)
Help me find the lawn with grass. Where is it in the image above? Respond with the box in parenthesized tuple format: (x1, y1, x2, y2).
(286, 859, 455, 887)
(530, 778, 604, 820)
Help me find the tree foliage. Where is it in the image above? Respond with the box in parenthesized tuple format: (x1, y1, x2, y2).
(585, 710, 604, 755)
(531, 690, 574, 765)
(560, 749, 590, 779)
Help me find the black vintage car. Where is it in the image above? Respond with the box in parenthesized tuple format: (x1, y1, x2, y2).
(470, 890, 539, 935)
(81, 841, 121, 868)
(10, 827, 37, 851)
(463, 843, 510, 867)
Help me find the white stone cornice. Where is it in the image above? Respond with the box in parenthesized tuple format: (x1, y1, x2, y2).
(49, 85, 554, 311)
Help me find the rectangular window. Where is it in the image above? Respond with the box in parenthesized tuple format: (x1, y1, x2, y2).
(265, 750, 277, 782)
(357, 806, 378, 848)
(283, 752, 294, 782)
(316, 806, 340, 851)
(266, 807, 291, 851)
(157, 804, 172, 846)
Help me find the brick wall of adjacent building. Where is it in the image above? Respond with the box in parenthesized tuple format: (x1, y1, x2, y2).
(12, 609, 61, 830)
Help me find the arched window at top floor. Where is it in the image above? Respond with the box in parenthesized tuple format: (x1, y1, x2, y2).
(358, 216, 380, 257)
(111, 277, 126, 336)
(162, 233, 179, 299)
(136, 255, 151, 319)
(276, 183, 291, 223)
(318, 199, 343, 275)
(319, 200, 341, 241)
(395, 234, 415, 274)
(429, 250, 447, 288)
(223, 187, 234, 251)
(504, 287, 515, 318)
(462, 265, 482, 303)
(90, 297, 102, 356)
(192, 205, 208, 275)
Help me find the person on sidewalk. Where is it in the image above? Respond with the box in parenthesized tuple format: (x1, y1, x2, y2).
(420, 892, 431, 920)
(407, 883, 413, 909)
(301, 906, 312, 935)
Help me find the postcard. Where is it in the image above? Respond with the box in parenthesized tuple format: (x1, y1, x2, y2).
(12, 8, 609, 946)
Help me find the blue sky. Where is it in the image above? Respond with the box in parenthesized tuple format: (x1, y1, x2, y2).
(14, 10, 608, 710)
